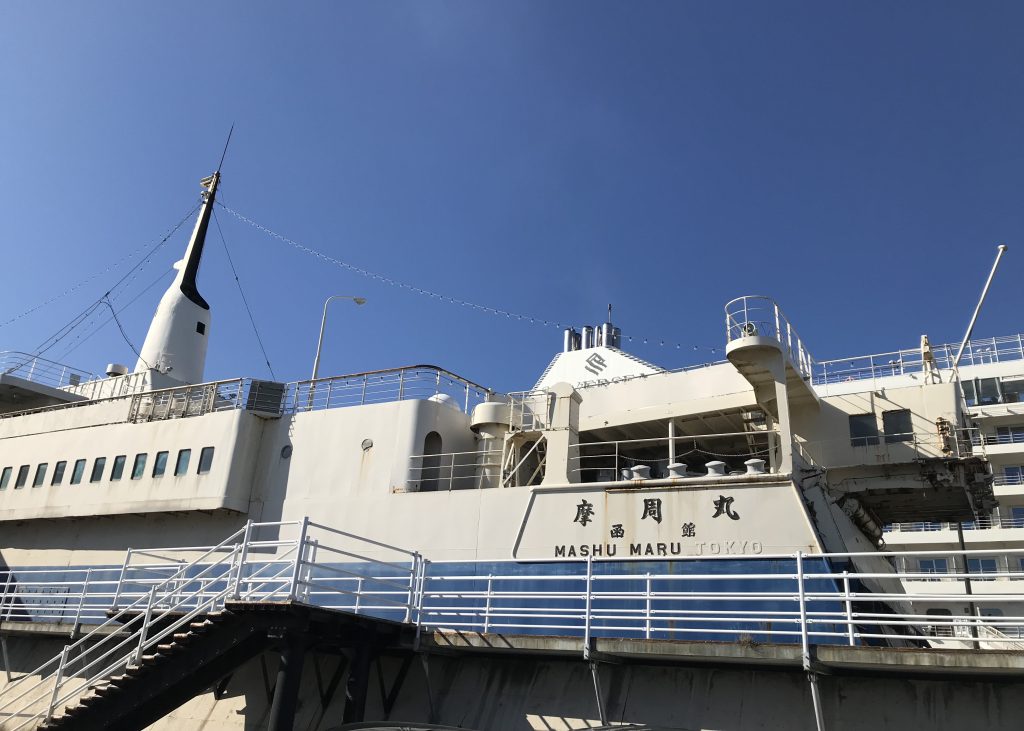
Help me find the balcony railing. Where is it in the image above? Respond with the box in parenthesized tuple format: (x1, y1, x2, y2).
(885, 516, 1024, 533)
(814, 334, 1024, 386)
(0, 351, 98, 390)
(724, 296, 815, 380)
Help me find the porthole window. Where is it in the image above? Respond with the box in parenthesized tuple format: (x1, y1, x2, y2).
(153, 451, 168, 478)
(131, 453, 147, 480)
(70, 459, 86, 485)
(32, 463, 48, 488)
(174, 449, 191, 476)
(0, 467, 11, 490)
(198, 447, 215, 474)
(90, 457, 106, 483)
(51, 461, 66, 486)
(111, 455, 126, 481)
(15, 465, 30, 489)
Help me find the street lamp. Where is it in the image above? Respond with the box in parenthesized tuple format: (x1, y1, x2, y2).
(311, 295, 367, 382)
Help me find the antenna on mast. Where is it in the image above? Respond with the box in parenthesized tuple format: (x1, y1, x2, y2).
(217, 124, 234, 173)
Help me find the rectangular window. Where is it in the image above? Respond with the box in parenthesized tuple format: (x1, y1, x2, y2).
(51, 461, 67, 486)
(967, 557, 999, 581)
(978, 377, 1002, 405)
(996, 425, 1024, 444)
(0, 467, 10, 490)
(849, 414, 879, 447)
(1011, 506, 1024, 528)
(174, 449, 191, 476)
(962, 380, 977, 407)
(32, 463, 47, 488)
(153, 451, 168, 478)
(111, 455, 126, 481)
(198, 447, 215, 474)
(71, 459, 86, 485)
(14, 465, 30, 489)
(1002, 378, 1024, 403)
(919, 558, 948, 580)
(883, 409, 913, 444)
(90, 457, 106, 483)
(131, 453, 147, 480)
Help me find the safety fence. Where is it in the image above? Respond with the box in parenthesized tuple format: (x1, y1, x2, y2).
(4, 524, 1024, 728)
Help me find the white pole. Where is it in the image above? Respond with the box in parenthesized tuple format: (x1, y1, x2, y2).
(953, 245, 1008, 371)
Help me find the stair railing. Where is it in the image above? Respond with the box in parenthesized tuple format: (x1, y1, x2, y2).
(0, 524, 253, 730)
(0, 518, 421, 729)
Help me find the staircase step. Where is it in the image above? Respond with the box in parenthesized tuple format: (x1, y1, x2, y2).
(140, 654, 159, 665)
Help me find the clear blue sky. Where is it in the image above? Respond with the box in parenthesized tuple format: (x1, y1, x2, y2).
(0, 2, 1021, 392)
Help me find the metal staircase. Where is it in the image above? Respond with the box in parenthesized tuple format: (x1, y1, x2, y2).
(0, 519, 423, 731)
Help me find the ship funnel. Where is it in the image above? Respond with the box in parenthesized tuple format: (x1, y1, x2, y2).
(134, 172, 219, 386)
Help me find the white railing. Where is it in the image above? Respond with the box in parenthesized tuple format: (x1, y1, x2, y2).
(507, 390, 555, 432)
(793, 428, 978, 467)
(569, 431, 777, 481)
(886, 516, 1024, 533)
(287, 366, 490, 415)
(0, 352, 98, 391)
(814, 334, 1024, 386)
(994, 474, 1024, 486)
(406, 448, 504, 492)
(0, 519, 420, 730)
(9, 530, 1024, 727)
(973, 432, 1024, 447)
(0, 365, 492, 425)
(724, 296, 815, 380)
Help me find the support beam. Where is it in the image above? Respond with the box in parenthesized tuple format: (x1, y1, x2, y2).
(343, 641, 373, 724)
(589, 661, 607, 726)
(268, 634, 307, 731)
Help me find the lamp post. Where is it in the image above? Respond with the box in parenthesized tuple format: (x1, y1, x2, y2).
(311, 295, 367, 382)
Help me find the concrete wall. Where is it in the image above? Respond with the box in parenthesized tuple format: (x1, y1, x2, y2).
(3, 635, 1023, 731)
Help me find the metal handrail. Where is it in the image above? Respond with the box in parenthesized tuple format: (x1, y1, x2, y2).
(11, 525, 1024, 726)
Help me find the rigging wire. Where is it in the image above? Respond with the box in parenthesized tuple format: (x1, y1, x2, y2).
(28, 203, 200, 360)
(0, 203, 199, 334)
(216, 202, 722, 356)
(100, 297, 150, 369)
(212, 208, 277, 380)
(57, 268, 174, 361)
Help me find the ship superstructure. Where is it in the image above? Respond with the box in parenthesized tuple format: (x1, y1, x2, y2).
(0, 173, 1020, 730)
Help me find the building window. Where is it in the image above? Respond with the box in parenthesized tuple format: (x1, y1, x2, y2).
(111, 455, 126, 481)
(0, 467, 10, 490)
(962, 380, 977, 407)
(967, 557, 999, 581)
(51, 461, 67, 486)
(926, 608, 954, 637)
(153, 451, 168, 478)
(32, 464, 48, 488)
(996, 426, 1024, 444)
(978, 378, 1001, 405)
(1002, 379, 1024, 403)
(71, 459, 87, 485)
(849, 414, 879, 447)
(14, 465, 30, 489)
(883, 409, 913, 444)
(196, 321, 206, 335)
(198, 447, 215, 474)
(919, 558, 948, 580)
(174, 449, 191, 476)
(1011, 506, 1024, 528)
(90, 457, 106, 483)
(131, 453, 147, 480)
